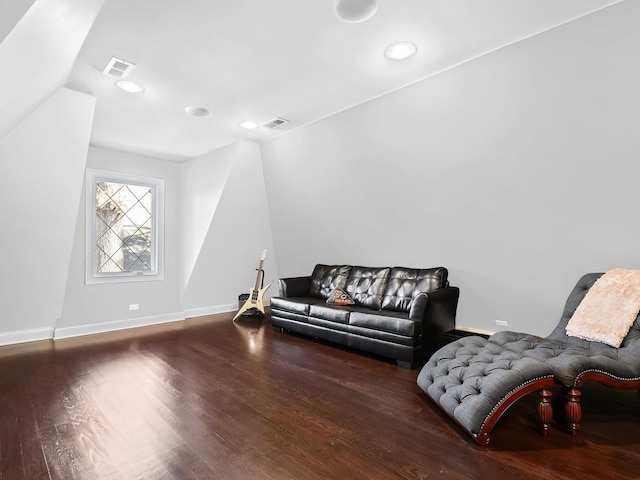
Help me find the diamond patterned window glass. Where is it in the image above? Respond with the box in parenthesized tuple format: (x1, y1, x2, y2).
(95, 181, 153, 273)
(86, 169, 164, 284)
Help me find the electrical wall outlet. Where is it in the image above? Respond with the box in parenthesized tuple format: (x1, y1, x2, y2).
(129, 304, 139, 311)
(495, 320, 508, 327)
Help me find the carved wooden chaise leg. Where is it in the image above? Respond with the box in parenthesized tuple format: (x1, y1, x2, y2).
(564, 387, 582, 435)
(472, 378, 555, 446)
(537, 388, 553, 436)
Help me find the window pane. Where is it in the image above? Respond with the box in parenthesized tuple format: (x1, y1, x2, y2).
(86, 169, 164, 285)
(94, 180, 154, 273)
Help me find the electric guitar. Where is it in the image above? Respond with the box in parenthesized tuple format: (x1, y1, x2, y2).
(233, 249, 272, 321)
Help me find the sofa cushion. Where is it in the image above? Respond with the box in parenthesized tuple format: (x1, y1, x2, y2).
(345, 266, 390, 310)
(309, 304, 351, 324)
(309, 264, 352, 299)
(270, 296, 311, 315)
(349, 309, 420, 337)
(382, 267, 448, 312)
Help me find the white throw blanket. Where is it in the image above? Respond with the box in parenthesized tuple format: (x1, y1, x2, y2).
(566, 268, 640, 347)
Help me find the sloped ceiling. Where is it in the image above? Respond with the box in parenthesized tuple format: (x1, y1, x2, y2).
(0, 0, 35, 43)
(0, 0, 104, 140)
(60, 0, 622, 161)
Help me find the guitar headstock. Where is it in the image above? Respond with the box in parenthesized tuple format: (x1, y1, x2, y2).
(260, 249, 267, 261)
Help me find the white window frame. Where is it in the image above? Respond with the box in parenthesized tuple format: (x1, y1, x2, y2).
(85, 169, 165, 285)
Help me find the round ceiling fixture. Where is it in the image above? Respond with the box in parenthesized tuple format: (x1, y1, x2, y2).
(384, 41, 417, 61)
(239, 120, 259, 130)
(115, 79, 145, 94)
(333, 0, 378, 23)
(185, 106, 211, 118)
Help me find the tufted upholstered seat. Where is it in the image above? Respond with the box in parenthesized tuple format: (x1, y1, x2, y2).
(417, 336, 554, 445)
(419, 272, 640, 442)
(488, 272, 640, 434)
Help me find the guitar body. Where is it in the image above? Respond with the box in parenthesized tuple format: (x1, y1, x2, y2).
(233, 249, 272, 322)
(233, 282, 273, 321)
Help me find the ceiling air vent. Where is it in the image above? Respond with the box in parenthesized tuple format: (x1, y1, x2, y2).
(102, 57, 135, 78)
(263, 117, 290, 129)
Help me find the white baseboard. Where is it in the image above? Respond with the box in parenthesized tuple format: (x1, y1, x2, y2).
(0, 304, 243, 347)
(184, 303, 236, 319)
(456, 325, 495, 336)
(0, 327, 55, 346)
(53, 312, 185, 340)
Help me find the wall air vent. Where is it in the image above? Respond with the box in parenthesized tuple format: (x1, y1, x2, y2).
(263, 117, 290, 129)
(102, 57, 135, 78)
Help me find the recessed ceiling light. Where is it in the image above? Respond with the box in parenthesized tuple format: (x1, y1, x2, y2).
(185, 106, 211, 118)
(333, 0, 378, 23)
(384, 41, 417, 61)
(239, 120, 258, 130)
(115, 79, 145, 94)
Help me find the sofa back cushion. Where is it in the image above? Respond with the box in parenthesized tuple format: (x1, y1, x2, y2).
(345, 266, 391, 310)
(381, 267, 448, 312)
(309, 264, 352, 299)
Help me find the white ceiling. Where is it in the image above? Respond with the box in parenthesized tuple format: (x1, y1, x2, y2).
(57, 0, 620, 161)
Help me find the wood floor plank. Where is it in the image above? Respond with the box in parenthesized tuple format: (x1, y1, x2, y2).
(1, 314, 640, 479)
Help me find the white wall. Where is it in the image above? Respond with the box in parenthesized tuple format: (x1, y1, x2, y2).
(0, 88, 95, 345)
(58, 140, 278, 335)
(57, 146, 183, 338)
(180, 143, 235, 296)
(183, 142, 278, 317)
(260, 1, 640, 337)
(1, 125, 277, 343)
(181, 141, 278, 317)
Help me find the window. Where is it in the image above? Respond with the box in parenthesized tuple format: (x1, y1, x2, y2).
(86, 169, 164, 284)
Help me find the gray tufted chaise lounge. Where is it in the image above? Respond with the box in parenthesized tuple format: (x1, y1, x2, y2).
(417, 336, 555, 445)
(418, 272, 640, 444)
(489, 272, 640, 435)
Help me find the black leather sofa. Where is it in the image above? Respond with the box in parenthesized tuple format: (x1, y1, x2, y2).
(270, 264, 459, 368)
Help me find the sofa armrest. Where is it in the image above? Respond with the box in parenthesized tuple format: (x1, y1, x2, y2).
(411, 286, 460, 349)
(278, 276, 312, 298)
(409, 293, 429, 320)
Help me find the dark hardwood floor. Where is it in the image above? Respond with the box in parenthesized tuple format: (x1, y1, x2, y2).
(1, 314, 639, 480)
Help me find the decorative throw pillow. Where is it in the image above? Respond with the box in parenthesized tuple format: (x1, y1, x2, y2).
(566, 268, 640, 347)
(326, 288, 355, 306)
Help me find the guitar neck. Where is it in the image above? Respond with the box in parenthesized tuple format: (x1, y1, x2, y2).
(253, 258, 265, 291)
